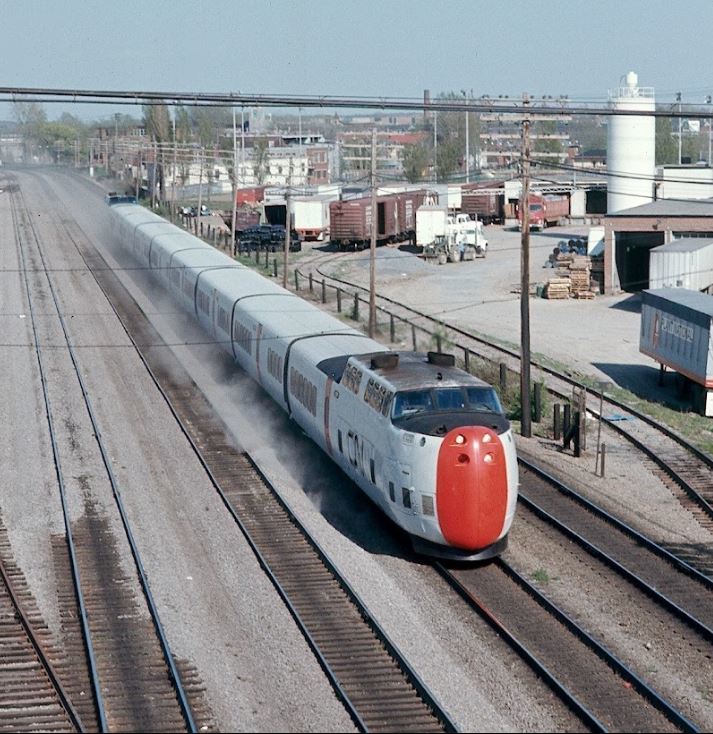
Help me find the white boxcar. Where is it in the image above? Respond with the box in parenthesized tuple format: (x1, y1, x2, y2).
(640, 288, 713, 415)
(649, 238, 713, 292)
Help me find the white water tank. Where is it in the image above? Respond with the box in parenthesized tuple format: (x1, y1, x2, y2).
(607, 71, 655, 213)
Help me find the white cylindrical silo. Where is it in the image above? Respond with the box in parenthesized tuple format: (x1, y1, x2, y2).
(607, 71, 655, 213)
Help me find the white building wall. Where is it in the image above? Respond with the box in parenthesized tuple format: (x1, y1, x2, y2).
(657, 166, 713, 201)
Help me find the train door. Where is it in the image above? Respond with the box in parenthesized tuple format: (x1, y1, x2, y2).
(378, 201, 386, 238)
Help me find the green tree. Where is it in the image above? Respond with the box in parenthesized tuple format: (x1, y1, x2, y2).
(655, 117, 678, 165)
(143, 103, 172, 200)
(533, 120, 563, 158)
(253, 137, 269, 185)
(402, 142, 430, 182)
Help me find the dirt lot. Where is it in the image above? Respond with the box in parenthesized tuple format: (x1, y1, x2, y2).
(312, 222, 677, 405)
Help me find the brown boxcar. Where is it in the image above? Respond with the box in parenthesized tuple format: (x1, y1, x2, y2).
(330, 190, 430, 250)
(460, 180, 506, 224)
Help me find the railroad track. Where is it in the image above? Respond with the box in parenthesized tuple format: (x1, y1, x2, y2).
(418, 453, 713, 732)
(518, 456, 713, 636)
(28, 172, 458, 733)
(8, 181, 204, 733)
(297, 248, 713, 571)
(436, 558, 698, 733)
(0, 515, 84, 733)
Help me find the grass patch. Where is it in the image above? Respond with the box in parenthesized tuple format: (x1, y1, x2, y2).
(531, 568, 551, 584)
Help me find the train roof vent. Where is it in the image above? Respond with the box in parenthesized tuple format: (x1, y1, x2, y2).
(371, 353, 399, 370)
(427, 351, 455, 367)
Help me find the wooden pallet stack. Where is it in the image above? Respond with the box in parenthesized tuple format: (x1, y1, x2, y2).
(569, 255, 592, 297)
(544, 277, 571, 299)
(544, 254, 596, 299)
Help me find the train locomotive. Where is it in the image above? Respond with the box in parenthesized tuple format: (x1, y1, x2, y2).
(107, 200, 518, 560)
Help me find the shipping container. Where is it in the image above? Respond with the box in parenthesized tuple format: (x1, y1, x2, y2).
(649, 238, 713, 292)
(640, 288, 713, 414)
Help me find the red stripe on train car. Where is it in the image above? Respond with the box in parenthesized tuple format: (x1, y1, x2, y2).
(436, 426, 508, 550)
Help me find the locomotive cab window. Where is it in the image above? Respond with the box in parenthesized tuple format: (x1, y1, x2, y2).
(392, 387, 502, 419)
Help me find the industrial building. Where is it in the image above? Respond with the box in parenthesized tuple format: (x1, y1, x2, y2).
(604, 198, 713, 293)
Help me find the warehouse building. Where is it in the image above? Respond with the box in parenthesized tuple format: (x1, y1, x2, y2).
(603, 198, 713, 293)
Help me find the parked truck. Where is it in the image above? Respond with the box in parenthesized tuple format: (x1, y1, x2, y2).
(448, 213, 488, 256)
(518, 194, 570, 230)
(422, 232, 479, 265)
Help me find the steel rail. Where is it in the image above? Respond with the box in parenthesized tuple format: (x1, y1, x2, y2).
(437, 559, 699, 734)
(519, 457, 713, 591)
(14, 182, 198, 733)
(518, 459, 713, 642)
(432, 562, 606, 733)
(0, 537, 85, 732)
(9, 187, 106, 731)
(496, 559, 700, 734)
(34, 172, 458, 734)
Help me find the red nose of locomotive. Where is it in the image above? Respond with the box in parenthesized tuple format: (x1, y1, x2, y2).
(436, 426, 509, 551)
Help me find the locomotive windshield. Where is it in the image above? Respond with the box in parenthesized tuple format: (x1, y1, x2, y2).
(391, 386, 508, 435)
(392, 386, 503, 419)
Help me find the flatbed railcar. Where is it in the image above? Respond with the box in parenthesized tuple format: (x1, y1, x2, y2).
(330, 190, 430, 250)
(108, 201, 519, 559)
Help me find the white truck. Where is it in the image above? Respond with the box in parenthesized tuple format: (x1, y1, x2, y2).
(416, 205, 449, 247)
(448, 213, 488, 257)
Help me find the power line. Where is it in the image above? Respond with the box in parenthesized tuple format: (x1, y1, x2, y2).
(3, 85, 713, 118)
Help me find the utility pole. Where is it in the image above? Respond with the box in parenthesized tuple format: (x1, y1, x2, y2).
(677, 91, 682, 165)
(433, 110, 438, 183)
(707, 95, 712, 166)
(283, 159, 293, 289)
(231, 107, 238, 254)
(520, 96, 532, 438)
(463, 90, 470, 183)
(369, 127, 377, 338)
(171, 116, 177, 221)
(137, 147, 142, 199)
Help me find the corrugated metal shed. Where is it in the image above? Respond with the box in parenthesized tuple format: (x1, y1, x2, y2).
(649, 238, 713, 291)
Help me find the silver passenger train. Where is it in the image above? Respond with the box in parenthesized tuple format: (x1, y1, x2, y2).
(108, 198, 518, 560)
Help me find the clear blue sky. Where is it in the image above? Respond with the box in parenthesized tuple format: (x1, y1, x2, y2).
(2, 0, 712, 121)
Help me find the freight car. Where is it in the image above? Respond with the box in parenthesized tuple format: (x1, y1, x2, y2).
(330, 190, 430, 250)
(460, 181, 505, 225)
(107, 200, 518, 560)
(640, 288, 713, 416)
(518, 194, 570, 230)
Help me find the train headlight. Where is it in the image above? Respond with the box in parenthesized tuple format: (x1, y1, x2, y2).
(457, 453, 470, 464)
(482, 433, 492, 443)
(455, 434, 466, 445)
(483, 453, 495, 464)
